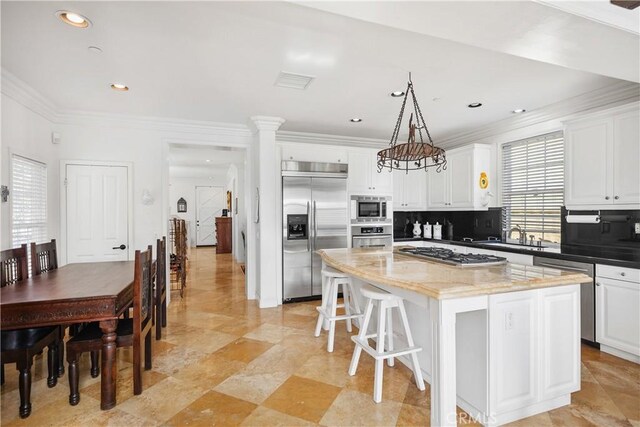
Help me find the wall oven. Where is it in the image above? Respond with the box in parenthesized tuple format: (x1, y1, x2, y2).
(350, 196, 390, 223)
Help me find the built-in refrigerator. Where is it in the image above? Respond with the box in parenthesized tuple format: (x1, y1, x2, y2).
(282, 161, 348, 302)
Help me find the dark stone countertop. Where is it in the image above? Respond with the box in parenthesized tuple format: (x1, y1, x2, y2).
(393, 236, 640, 269)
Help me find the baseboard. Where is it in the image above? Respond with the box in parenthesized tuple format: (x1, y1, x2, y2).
(600, 344, 640, 364)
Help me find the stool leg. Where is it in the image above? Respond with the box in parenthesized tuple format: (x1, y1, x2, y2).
(386, 307, 394, 367)
(349, 298, 373, 376)
(327, 279, 339, 352)
(399, 300, 425, 391)
(350, 284, 363, 330)
(314, 277, 331, 337)
(374, 300, 386, 403)
(342, 282, 353, 333)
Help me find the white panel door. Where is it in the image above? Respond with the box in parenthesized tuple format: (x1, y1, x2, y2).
(613, 111, 640, 205)
(565, 120, 612, 206)
(67, 164, 129, 263)
(196, 186, 225, 246)
(348, 152, 371, 194)
(427, 168, 449, 209)
(370, 153, 393, 195)
(596, 277, 640, 357)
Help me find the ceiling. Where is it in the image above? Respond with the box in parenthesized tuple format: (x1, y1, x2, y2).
(168, 144, 245, 179)
(1, 2, 635, 142)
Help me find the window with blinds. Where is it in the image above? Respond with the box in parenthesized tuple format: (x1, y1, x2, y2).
(11, 154, 48, 248)
(502, 131, 564, 245)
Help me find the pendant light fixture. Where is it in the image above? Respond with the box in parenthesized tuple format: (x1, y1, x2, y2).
(377, 73, 447, 174)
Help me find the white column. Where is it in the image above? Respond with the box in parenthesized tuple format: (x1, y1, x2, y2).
(430, 298, 458, 427)
(248, 116, 285, 308)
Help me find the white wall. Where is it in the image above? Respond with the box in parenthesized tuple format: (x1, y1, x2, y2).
(168, 174, 226, 247)
(1, 94, 58, 250)
(226, 163, 246, 262)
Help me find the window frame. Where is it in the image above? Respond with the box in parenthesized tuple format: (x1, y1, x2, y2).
(500, 131, 564, 247)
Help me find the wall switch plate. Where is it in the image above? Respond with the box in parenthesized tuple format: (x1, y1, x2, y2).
(635, 222, 640, 234)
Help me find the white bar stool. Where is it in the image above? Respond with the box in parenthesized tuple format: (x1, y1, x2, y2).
(314, 268, 363, 352)
(349, 283, 425, 403)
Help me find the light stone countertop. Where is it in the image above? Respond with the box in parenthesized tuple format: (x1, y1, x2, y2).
(317, 247, 591, 300)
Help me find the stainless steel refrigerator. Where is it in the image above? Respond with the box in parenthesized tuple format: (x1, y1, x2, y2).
(282, 161, 348, 302)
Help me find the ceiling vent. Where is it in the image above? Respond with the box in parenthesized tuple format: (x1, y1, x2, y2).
(275, 72, 315, 90)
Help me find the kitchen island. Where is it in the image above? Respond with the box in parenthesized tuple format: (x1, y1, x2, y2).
(318, 247, 591, 426)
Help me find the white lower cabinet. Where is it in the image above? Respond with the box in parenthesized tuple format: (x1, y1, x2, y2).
(596, 264, 640, 362)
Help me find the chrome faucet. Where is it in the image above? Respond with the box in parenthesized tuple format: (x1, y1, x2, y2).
(508, 225, 526, 245)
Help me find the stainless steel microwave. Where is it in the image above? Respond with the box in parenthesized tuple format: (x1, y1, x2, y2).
(350, 196, 390, 223)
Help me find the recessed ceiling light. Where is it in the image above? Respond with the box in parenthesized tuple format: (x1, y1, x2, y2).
(56, 11, 91, 28)
(350, 118, 362, 123)
(432, 97, 441, 102)
(88, 46, 102, 54)
(468, 102, 482, 108)
(512, 108, 526, 114)
(110, 83, 129, 91)
(205, 159, 211, 163)
(390, 91, 405, 97)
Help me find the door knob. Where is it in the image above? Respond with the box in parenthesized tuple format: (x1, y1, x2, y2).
(614, 196, 619, 200)
(605, 196, 610, 200)
(112, 244, 126, 250)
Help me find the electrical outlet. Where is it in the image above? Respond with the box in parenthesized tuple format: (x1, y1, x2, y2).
(635, 222, 640, 234)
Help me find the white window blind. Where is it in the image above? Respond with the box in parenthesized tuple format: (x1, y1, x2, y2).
(502, 131, 564, 244)
(11, 154, 48, 248)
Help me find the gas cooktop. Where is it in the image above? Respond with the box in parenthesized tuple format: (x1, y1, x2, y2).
(398, 247, 507, 267)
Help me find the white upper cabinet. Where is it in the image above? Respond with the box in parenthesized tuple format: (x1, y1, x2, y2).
(348, 148, 393, 196)
(281, 144, 348, 165)
(426, 144, 491, 211)
(565, 103, 640, 209)
(393, 169, 427, 211)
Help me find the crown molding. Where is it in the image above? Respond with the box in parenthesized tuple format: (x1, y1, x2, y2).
(438, 80, 640, 149)
(277, 130, 388, 148)
(249, 116, 286, 133)
(1, 68, 58, 122)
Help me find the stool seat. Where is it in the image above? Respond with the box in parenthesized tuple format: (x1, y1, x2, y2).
(315, 271, 363, 352)
(349, 284, 425, 403)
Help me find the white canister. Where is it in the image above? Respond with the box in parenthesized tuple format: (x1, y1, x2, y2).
(412, 221, 422, 237)
(423, 222, 432, 239)
(433, 222, 442, 240)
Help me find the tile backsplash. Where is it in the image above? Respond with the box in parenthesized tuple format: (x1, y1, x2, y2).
(561, 207, 640, 249)
(393, 208, 502, 240)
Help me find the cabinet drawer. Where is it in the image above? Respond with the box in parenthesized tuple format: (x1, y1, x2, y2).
(597, 264, 640, 283)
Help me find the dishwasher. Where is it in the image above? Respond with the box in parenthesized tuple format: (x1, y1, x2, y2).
(533, 256, 598, 346)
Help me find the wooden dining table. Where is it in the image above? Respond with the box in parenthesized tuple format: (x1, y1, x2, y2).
(0, 261, 134, 410)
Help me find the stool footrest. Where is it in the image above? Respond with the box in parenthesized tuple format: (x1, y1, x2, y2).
(351, 336, 421, 361)
(317, 307, 363, 321)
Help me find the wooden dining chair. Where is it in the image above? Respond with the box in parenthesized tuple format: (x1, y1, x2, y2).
(30, 239, 66, 377)
(154, 237, 167, 340)
(1, 244, 60, 419)
(66, 246, 154, 405)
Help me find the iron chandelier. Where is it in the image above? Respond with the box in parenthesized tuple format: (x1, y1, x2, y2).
(377, 73, 447, 174)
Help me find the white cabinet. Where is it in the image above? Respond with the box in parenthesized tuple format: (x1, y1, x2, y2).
(565, 103, 640, 209)
(596, 264, 640, 362)
(426, 144, 491, 211)
(281, 143, 348, 165)
(393, 170, 426, 211)
(348, 149, 393, 196)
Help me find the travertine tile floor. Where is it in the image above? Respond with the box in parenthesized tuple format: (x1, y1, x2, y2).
(2, 247, 639, 426)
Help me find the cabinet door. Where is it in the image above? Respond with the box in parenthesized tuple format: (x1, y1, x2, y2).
(596, 277, 640, 356)
(403, 170, 427, 210)
(565, 120, 612, 206)
(427, 168, 449, 209)
(371, 153, 393, 195)
(449, 150, 474, 208)
(393, 170, 406, 209)
(348, 152, 371, 194)
(613, 111, 640, 205)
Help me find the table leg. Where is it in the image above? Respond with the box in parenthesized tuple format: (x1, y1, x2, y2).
(430, 299, 457, 427)
(99, 319, 118, 410)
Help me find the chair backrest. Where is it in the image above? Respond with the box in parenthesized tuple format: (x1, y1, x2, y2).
(1, 244, 29, 287)
(31, 239, 58, 276)
(133, 246, 154, 336)
(156, 236, 166, 295)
